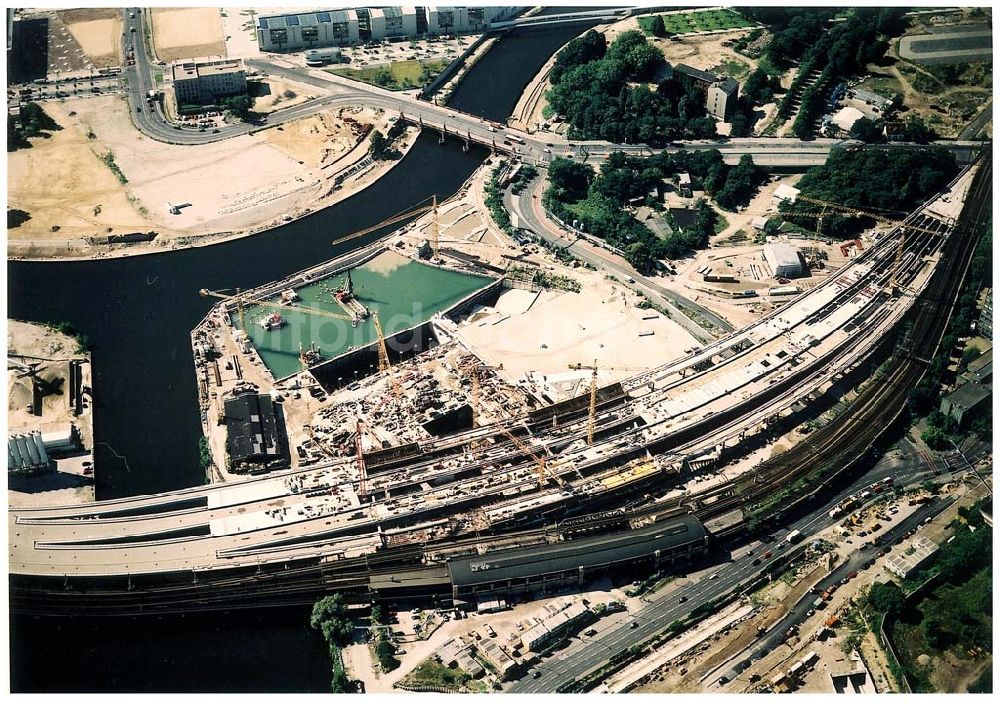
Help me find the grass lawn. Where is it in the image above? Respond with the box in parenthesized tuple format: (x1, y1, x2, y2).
(399, 658, 490, 693)
(710, 58, 751, 79)
(328, 58, 450, 91)
(638, 9, 756, 36)
(858, 74, 904, 98)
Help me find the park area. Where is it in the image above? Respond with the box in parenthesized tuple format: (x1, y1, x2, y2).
(637, 9, 756, 36)
(328, 58, 449, 91)
(150, 7, 226, 62)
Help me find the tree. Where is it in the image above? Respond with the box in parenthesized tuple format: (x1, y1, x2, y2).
(547, 158, 593, 202)
(867, 581, 905, 616)
(625, 241, 655, 273)
(849, 117, 884, 143)
(370, 604, 385, 625)
(369, 129, 386, 157)
(742, 68, 776, 106)
(311, 594, 354, 647)
(921, 425, 951, 450)
(650, 15, 667, 38)
(550, 29, 607, 83)
(716, 154, 762, 210)
(330, 668, 352, 693)
(625, 42, 664, 81)
(902, 115, 936, 144)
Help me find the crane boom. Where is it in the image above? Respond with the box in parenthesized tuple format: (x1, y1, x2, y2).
(200, 288, 353, 325)
(331, 197, 436, 247)
(501, 428, 564, 487)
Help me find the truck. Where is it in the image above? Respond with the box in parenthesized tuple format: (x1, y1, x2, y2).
(786, 529, 803, 544)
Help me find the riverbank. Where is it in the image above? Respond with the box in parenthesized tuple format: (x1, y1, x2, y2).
(8, 320, 95, 507)
(8, 100, 422, 262)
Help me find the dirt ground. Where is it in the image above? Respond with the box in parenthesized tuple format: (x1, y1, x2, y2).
(7, 100, 153, 242)
(248, 77, 316, 115)
(258, 106, 377, 168)
(151, 7, 227, 62)
(59, 9, 121, 67)
(7, 319, 94, 451)
(456, 269, 699, 388)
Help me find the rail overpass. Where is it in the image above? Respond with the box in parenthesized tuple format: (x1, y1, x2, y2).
(9, 157, 990, 615)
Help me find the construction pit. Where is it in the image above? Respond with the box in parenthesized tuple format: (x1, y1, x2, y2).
(192, 176, 702, 482)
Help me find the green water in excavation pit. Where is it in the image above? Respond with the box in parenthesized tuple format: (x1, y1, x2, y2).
(242, 250, 493, 379)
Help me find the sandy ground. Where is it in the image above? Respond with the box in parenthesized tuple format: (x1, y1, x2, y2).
(8, 96, 414, 258)
(456, 270, 698, 388)
(221, 8, 266, 59)
(249, 76, 316, 115)
(8, 320, 96, 507)
(60, 9, 122, 68)
(7, 99, 153, 242)
(151, 7, 227, 62)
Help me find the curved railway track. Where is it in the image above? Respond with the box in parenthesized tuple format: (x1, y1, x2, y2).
(9, 155, 991, 615)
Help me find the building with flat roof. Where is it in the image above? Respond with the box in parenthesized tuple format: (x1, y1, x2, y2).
(772, 183, 801, 207)
(979, 288, 992, 338)
(224, 391, 291, 474)
(940, 377, 991, 426)
(447, 516, 707, 602)
(257, 9, 360, 51)
(763, 242, 804, 279)
(171, 58, 246, 106)
(885, 536, 938, 579)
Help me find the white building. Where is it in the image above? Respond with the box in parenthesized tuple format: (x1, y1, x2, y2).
(707, 77, 739, 121)
(171, 58, 247, 106)
(827, 105, 866, 136)
(771, 183, 801, 207)
(885, 536, 939, 579)
(763, 243, 804, 279)
(256, 9, 360, 52)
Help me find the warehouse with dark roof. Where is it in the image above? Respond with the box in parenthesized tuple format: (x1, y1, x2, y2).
(224, 392, 290, 474)
(447, 516, 708, 602)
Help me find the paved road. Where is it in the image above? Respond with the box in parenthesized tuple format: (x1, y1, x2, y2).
(958, 100, 993, 141)
(506, 174, 732, 342)
(507, 441, 979, 693)
(120, 10, 986, 168)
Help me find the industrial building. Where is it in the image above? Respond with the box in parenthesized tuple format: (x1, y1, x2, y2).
(256, 6, 523, 51)
(826, 105, 866, 137)
(447, 516, 708, 602)
(223, 391, 291, 474)
(520, 599, 591, 652)
(171, 58, 247, 106)
(763, 243, 804, 279)
(8, 430, 52, 477)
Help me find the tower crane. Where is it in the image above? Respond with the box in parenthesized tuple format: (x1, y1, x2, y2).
(501, 428, 564, 488)
(781, 194, 951, 292)
(355, 419, 367, 498)
(331, 195, 438, 247)
(199, 288, 352, 330)
(372, 311, 402, 397)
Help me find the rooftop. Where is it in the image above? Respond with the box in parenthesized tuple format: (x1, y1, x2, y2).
(830, 105, 866, 133)
(675, 63, 718, 84)
(447, 516, 706, 586)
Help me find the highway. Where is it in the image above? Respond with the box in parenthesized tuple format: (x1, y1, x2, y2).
(508, 446, 980, 693)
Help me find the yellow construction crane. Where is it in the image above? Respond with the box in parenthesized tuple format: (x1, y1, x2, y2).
(568, 361, 605, 445)
(502, 428, 564, 488)
(430, 193, 439, 259)
(463, 357, 481, 428)
(782, 194, 949, 292)
(372, 311, 402, 397)
(372, 311, 391, 374)
(331, 195, 438, 247)
(200, 287, 352, 329)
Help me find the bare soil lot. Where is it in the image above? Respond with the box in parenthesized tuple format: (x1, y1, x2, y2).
(7, 100, 152, 243)
(151, 7, 226, 62)
(59, 9, 121, 67)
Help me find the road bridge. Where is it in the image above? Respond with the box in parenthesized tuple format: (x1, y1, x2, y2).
(120, 9, 984, 170)
(9, 157, 988, 615)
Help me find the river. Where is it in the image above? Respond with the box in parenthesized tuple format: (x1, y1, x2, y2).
(9, 18, 597, 692)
